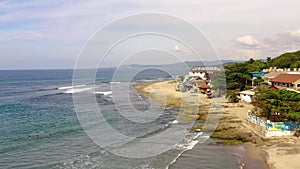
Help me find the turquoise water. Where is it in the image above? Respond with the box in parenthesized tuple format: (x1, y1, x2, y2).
(0, 68, 239, 169)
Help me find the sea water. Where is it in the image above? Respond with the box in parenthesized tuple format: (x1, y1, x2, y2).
(0, 68, 239, 169)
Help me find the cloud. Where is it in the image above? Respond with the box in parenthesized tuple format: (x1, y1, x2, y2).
(236, 35, 260, 46)
(233, 29, 300, 60)
(288, 29, 300, 37)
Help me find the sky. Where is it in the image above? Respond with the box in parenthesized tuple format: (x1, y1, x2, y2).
(1, 0, 300, 69)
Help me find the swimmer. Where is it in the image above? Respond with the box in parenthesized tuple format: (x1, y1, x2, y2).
(28, 135, 32, 140)
(35, 134, 39, 139)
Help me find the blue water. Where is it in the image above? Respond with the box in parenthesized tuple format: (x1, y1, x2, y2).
(0, 68, 239, 169)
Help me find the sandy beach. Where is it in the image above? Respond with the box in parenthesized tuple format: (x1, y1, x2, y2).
(133, 80, 300, 169)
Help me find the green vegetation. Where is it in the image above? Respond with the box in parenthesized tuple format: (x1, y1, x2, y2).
(268, 51, 300, 68)
(218, 50, 300, 93)
(218, 58, 268, 102)
(253, 77, 264, 86)
(216, 51, 300, 116)
(212, 51, 300, 102)
(216, 140, 244, 145)
(224, 59, 267, 91)
(252, 87, 300, 121)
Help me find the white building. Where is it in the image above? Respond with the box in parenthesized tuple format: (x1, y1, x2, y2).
(238, 90, 255, 103)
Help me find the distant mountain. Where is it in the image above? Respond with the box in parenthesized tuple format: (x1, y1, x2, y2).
(124, 60, 241, 68)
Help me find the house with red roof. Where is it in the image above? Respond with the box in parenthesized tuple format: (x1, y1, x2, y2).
(270, 74, 300, 91)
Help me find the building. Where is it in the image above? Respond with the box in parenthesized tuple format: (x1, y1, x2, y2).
(238, 90, 256, 103)
(189, 66, 221, 80)
(270, 74, 300, 91)
(262, 71, 286, 85)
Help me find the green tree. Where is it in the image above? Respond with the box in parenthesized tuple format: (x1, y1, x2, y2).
(291, 61, 300, 68)
(268, 51, 300, 68)
(253, 87, 300, 121)
(211, 71, 226, 91)
(253, 77, 263, 86)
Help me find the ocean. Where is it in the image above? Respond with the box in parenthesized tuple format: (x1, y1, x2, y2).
(0, 68, 240, 169)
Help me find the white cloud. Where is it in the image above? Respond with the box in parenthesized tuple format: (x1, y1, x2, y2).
(236, 35, 260, 46)
(232, 29, 300, 60)
(288, 29, 300, 37)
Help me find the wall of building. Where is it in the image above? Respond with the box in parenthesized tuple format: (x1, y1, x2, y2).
(294, 79, 300, 90)
(265, 130, 295, 137)
(240, 94, 253, 103)
(188, 72, 206, 79)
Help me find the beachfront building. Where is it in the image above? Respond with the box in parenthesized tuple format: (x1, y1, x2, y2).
(189, 66, 221, 80)
(270, 74, 300, 91)
(188, 70, 207, 80)
(261, 67, 300, 85)
(262, 71, 286, 85)
(237, 90, 255, 103)
(178, 66, 221, 94)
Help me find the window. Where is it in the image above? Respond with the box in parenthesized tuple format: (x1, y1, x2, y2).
(283, 83, 285, 85)
(298, 84, 300, 87)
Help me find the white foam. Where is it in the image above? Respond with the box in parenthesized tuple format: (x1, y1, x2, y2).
(58, 85, 86, 90)
(94, 91, 112, 95)
(109, 82, 121, 84)
(201, 135, 210, 139)
(175, 132, 202, 150)
(169, 120, 179, 124)
(167, 133, 202, 169)
(64, 87, 93, 94)
(166, 151, 184, 169)
(184, 140, 199, 150)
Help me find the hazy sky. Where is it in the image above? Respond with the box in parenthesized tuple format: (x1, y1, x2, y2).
(1, 0, 300, 69)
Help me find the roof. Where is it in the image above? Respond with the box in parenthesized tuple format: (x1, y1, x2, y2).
(270, 74, 300, 84)
(262, 71, 286, 79)
(268, 86, 278, 90)
(249, 72, 268, 77)
(199, 85, 211, 89)
(239, 90, 255, 96)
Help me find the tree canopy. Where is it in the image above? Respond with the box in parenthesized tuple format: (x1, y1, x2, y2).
(224, 59, 267, 90)
(268, 51, 300, 68)
(252, 87, 300, 121)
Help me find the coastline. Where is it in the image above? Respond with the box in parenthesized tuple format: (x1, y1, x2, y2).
(132, 80, 270, 169)
(133, 81, 300, 169)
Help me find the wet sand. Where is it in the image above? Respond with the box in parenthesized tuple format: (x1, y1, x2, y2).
(169, 141, 268, 169)
(263, 137, 300, 169)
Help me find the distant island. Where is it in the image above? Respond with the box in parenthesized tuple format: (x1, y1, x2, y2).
(122, 59, 242, 68)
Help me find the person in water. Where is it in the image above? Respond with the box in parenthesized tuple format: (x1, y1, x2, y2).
(35, 134, 39, 139)
(28, 135, 32, 140)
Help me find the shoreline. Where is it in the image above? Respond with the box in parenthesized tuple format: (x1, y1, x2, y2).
(132, 80, 270, 169)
